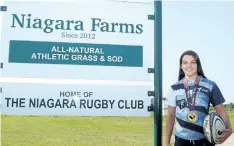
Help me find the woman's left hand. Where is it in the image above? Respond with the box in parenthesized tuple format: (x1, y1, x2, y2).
(215, 128, 232, 144)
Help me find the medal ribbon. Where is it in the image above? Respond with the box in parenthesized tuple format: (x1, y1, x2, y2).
(184, 76, 200, 111)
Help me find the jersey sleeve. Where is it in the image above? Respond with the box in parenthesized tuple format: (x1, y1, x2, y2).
(210, 83, 225, 106)
(167, 86, 176, 107)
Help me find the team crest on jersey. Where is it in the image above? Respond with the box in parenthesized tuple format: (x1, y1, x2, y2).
(176, 99, 188, 109)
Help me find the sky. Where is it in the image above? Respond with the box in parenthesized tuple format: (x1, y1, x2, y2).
(0, 0, 233, 104)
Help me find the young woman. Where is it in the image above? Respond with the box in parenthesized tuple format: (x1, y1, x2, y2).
(165, 50, 232, 146)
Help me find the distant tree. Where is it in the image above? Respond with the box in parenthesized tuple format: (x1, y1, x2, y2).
(224, 104, 228, 110)
(228, 102, 234, 110)
(209, 104, 215, 112)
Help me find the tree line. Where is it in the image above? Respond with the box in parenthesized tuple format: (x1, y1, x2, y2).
(210, 102, 234, 114)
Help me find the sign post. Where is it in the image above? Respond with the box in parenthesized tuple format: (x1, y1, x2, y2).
(154, 1, 162, 146)
(147, 1, 163, 146)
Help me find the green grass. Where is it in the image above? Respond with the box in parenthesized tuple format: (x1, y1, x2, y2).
(1, 114, 234, 146)
(1, 116, 154, 146)
(228, 113, 234, 130)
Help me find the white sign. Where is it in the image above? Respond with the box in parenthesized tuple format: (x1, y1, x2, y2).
(0, 1, 154, 81)
(1, 83, 152, 116)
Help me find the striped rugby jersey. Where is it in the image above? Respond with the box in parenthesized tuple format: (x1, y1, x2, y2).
(167, 76, 225, 140)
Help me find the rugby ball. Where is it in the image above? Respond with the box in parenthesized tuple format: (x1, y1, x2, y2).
(203, 112, 226, 144)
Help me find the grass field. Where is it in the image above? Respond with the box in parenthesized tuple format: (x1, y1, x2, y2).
(1, 114, 234, 146)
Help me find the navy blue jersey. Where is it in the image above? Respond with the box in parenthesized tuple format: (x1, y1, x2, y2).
(167, 76, 225, 140)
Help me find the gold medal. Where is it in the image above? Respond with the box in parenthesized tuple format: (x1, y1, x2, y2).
(187, 111, 198, 123)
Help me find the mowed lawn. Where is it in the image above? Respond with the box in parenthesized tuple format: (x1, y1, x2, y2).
(1, 114, 234, 146)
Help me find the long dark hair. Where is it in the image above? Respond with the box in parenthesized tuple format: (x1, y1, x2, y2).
(178, 50, 206, 81)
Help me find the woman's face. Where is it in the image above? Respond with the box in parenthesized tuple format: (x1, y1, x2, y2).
(181, 55, 198, 77)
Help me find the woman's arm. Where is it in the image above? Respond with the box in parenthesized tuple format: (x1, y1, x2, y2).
(214, 104, 233, 144)
(165, 106, 176, 146)
(215, 104, 232, 130)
